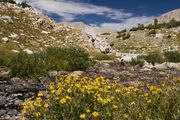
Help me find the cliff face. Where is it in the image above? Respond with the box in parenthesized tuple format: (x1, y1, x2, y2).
(149, 9, 180, 24)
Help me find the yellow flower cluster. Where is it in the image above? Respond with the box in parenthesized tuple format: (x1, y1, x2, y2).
(21, 75, 180, 120)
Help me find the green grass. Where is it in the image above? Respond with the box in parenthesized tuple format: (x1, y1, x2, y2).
(8, 47, 92, 79)
(93, 52, 116, 60)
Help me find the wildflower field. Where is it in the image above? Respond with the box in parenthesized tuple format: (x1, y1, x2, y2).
(21, 76, 180, 120)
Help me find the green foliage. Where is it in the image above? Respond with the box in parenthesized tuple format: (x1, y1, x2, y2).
(117, 29, 127, 33)
(130, 24, 144, 31)
(130, 27, 139, 31)
(140, 52, 165, 64)
(129, 58, 144, 67)
(101, 33, 111, 35)
(44, 47, 91, 71)
(93, 52, 116, 60)
(148, 29, 156, 35)
(9, 47, 92, 78)
(22, 76, 180, 120)
(19, 1, 31, 8)
(9, 52, 48, 79)
(164, 51, 180, 63)
(116, 32, 131, 40)
(0, 0, 16, 4)
(122, 33, 130, 40)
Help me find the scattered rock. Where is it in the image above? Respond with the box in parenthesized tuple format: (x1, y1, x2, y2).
(11, 50, 20, 53)
(0, 96, 6, 107)
(70, 71, 84, 77)
(23, 49, 33, 54)
(9, 33, 19, 39)
(2, 37, 9, 42)
(0, 15, 13, 23)
(155, 33, 165, 39)
(41, 30, 49, 34)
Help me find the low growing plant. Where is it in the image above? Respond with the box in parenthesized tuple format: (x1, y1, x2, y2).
(21, 76, 180, 120)
(164, 51, 180, 63)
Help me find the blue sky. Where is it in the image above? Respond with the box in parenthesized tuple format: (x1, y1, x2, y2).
(15, 0, 180, 31)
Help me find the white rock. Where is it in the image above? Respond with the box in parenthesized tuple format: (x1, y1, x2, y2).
(0, 15, 13, 23)
(155, 33, 164, 39)
(41, 31, 49, 34)
(9, 33, 19, 39)
(2, 37, 9, 42)
(164, 62, 180, 70)
(121, 54, 139, 62)
(23, 49, 33, 54)
(154, 63, 167, 70)
(12, 50, 20, 53)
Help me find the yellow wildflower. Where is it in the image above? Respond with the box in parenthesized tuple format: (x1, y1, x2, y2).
(147, 100, 152, 104)
(67, 88, 72, 93)
(44, 103, 49, 108)
(123, 114, 128, 118)
(92, 111, 100, 117)
(59, 98, 67, 104)
(130, 101, 136, 106)
(37, 92, 43, 97)
(65, 96, 71, 100)
(35, 112, 41, 117)
(80, 113, 86, 119)
(113, 105, 118, 109)
(86, 109, 90, 113)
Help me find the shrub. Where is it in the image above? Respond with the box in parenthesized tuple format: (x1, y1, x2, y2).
(122, 33, 130, 40)
(116, 32, 130, 40)
(129, 58, 144, 67)
(9, 52, 48, 79)
(0, 0, 16, 4)
(148, 29, 156, 35)
(140, 52, 165, 64)
(21, 76, 180, 120)
(101, 33, 111, 35)
(44, 47, 91, 71)
(19, 1, 31, 8)
(164, 51, 180, 63)
(93, 52, 116, 60)
(9, 47, 92, 78)
(117, 29, 127, 34)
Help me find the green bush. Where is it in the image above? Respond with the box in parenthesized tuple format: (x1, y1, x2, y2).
(148, 29, 156, 35)
(93, 52, 116, 60)
(19, 1, 31, 8)
(122, 33, 130, 40)
(129, 58, 144, 67)
(44, 47, 91, 71)
(9, 53, 48, 79)
(9, 47, 92, 78)
(0, 0, 16, 4)
(140, 52, 165, 64)
(116, 32, 130, 40)
(164, 51, 180, 63)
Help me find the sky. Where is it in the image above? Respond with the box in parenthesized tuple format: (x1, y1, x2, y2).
(15, 0, 180, 31)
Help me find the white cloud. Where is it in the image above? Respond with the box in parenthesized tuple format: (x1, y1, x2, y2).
(15, 0, 132, 21)
(15, 0, 154, 31)
(98, 16, 155, 31)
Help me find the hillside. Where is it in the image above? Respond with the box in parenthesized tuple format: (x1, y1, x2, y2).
(149, 8, 180, 24)
(0, 1, 180, 120)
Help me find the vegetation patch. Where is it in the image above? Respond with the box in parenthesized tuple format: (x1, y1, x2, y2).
(164, 51, 180, 63)
(8, 47, 92, 79)
(93, 52, 116, 60)
(21, 76, 180, 120)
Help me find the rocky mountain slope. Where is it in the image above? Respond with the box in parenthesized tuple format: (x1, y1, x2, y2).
(149, 8, 180, 24)
(0, 2, 117, 58)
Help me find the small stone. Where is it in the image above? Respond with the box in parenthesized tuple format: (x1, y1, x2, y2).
(0, 96, 6, 107)
(2, 37, 9, 42)
(23, 49, 33, 54)
(12, 50, 20, 53)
